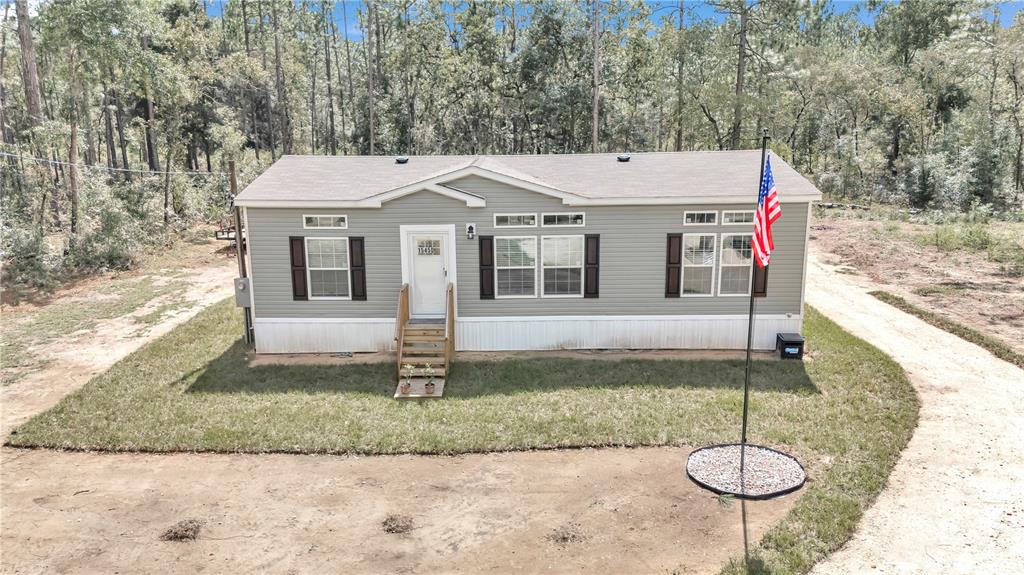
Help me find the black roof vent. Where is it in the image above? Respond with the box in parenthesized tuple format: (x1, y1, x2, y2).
(395, 156, 409, 164)
(617, 154, 630, 162)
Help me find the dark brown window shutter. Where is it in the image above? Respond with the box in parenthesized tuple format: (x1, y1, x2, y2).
(349, 237, 367, 301)
(584, 234, 600, 298)
(752, 263, 768, 298)
(665, 233, 682, 297)
(289, 236, 308, 301)
(479, 235, 494, 299)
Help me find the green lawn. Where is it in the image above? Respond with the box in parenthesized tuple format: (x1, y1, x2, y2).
(7, 298, 917, 574)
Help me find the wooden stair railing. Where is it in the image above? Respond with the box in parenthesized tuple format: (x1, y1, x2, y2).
(394, 283, 410, 377)
(444, 282, 455, 369)
(394, 283, 453, 399)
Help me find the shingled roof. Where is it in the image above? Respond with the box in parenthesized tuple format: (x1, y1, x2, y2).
(233, 151, 823, 207)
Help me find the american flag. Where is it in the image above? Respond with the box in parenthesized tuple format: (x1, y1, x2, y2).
(753, 154, 781, 268)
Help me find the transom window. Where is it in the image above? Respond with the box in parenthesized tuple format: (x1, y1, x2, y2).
(541, 235, 584, 297)
(722, 211, 755, 224)
(542, 213, 585, 227)
(495, 237, 537, 298)
(303, 214, 348, 229)
(682, 234, 716, 295)
(306, 238, 350, 299)
(494, 213, 537, 228)
(684, 211, 717, 225)
(720, 234, 753, 296)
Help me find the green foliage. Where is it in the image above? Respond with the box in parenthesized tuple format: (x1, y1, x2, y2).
(3, 0, 1024, 295)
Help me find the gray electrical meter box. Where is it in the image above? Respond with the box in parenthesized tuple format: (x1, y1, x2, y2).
(234, 277, 251, 307)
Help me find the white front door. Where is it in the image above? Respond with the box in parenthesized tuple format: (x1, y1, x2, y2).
(409, 232, 448, 317)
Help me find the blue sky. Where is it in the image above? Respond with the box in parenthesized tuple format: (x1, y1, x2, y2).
(202, 1, 1024, 40)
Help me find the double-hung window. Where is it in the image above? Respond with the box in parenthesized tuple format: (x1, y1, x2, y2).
(306, 238, 350, 299)
(719, 234, 753, 296)
(495, 237, 537, 298)
(682, 234, 716, 295)
(541, 235, 584, 297)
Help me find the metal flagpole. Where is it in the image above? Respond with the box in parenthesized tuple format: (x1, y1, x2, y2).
(741, 129, 770, 451)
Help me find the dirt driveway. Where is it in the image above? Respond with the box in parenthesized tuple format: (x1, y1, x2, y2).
(806, 251, 1024, 574)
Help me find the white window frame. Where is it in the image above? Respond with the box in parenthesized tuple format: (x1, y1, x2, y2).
(683, 211, 718, 226)
(718, 233, 754, 297)
(722, 210, 755, 225)
(494, 236, 538, 299)
(493, 213, 537, 228)
(302, 214, 348, 229)
(540, 234, 585, 298)
(681, 233, 717, 297)
(541, 212, 586, 227)
(305, 236, 351, 300)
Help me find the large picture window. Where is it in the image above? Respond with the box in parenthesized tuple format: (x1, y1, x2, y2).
(542, 235, 584, 297)
(495, 237, 537, 297)
(682, 234, 716, 295)
(306, 238, 350, 299)
(719, 234, 753, 296)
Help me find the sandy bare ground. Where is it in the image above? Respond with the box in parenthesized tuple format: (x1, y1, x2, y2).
(810, 216, 1024, 356)
(0, 447, 791, 574)
(0, 260, 236, 437)
(806, 251, 1024, 574)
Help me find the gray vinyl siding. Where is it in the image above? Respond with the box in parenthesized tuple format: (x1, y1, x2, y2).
(247, 174, 809, 319)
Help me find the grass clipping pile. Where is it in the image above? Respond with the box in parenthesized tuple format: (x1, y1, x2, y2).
(687, 444, 806, 500)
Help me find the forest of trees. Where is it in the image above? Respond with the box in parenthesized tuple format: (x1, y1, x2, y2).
(1, 0, 1023, 290)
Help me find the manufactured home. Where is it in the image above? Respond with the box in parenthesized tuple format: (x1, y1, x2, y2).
(232, 152, 821, 369)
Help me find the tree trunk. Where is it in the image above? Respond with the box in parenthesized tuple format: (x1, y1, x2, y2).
(102, 84, 117, 170)
(271, 0, 290, 154)
(323, 1, 337, 155)
(163, 136, 174, 226)
(257, 0, 278, 160)
(0, 2, 14, 145)
(729, 2, 747, 150)
(15, 0, 43, 128)
(342, 3, 356, 152)
(590, 0, 600, 153)
(674, 1, 685, 152)
(140, 35, 160, 171)
(111, 82, 131, 180)
(365, 0, 376, 154)
(68, 119, 79, 235)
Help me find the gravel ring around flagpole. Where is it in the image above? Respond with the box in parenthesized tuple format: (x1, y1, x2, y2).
(686, 444, 806, 500)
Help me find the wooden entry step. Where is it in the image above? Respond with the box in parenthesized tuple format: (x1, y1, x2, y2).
(394, 378, 446, 399)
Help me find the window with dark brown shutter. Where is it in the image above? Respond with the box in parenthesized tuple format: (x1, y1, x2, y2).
(584, 234, 599, 298)
(349, 237, 367, 301)
(289, 236, 308, 300)
(752, 263, 768, 298)
(665, 233, 682, 297)
(479, 235, 494, 299)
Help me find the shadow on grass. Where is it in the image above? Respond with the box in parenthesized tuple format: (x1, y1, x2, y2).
(188, 340, 818, 398)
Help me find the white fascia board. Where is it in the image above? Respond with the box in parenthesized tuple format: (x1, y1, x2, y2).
(561, 194, 822, 206)
(233, 184, 486, 209)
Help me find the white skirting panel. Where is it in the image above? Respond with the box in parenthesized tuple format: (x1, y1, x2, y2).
(254, 315, 802, 353)
(456, 315, 802, 351)
(254, 318, 396, 354)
